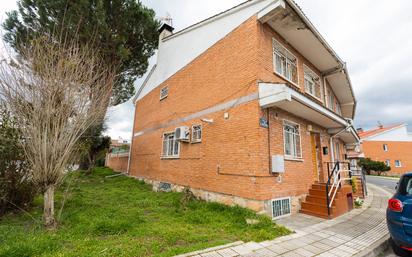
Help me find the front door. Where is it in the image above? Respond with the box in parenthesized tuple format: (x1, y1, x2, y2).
(310, 133, 323, 182)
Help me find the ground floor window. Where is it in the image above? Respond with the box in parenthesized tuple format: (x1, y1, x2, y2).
(395, 160, 402, 167)
(283, 121, 302, 159)
(162, 132, 180, 158)
(191, 125, 202, 143)
(385, 160, 391, 167)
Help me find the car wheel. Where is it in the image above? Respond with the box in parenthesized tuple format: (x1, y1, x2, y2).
(391, 238, 412, 257)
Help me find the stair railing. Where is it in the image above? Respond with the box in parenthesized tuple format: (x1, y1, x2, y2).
(350, 167, 368, 198)
(325, 161, 351, 217)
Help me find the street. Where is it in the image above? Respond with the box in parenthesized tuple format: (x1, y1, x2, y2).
(367, 176, 399, 194)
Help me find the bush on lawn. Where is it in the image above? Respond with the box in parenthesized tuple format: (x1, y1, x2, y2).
(358, 158, 391, 176)
(0, 105, 35, 216)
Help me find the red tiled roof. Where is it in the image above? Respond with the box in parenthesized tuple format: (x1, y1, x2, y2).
(358, 123, 405, 139)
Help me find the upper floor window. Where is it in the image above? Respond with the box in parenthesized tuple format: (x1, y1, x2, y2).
(327, 88, 334, 110)
(160, 86, 169, 100)
(191, 125, 202, 143)
(383, 144, 388, 152)
(304, 65, 322, 100)
(273, 39, 298, 85)
(336, 102, 342, 116)
(395, 160, 402, 167)
(162, 132, 179, 158)
(283, 121, 302, 159)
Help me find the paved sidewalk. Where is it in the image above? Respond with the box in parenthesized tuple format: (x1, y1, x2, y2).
(176, 184, 392, 257)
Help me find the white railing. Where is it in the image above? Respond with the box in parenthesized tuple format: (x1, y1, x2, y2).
(326, 162, 351, 209)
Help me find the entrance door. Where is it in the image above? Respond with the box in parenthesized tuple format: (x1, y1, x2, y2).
(310, 133, 323, 182)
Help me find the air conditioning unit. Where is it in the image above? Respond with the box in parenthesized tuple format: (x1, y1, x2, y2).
(175, 126, 190, 141)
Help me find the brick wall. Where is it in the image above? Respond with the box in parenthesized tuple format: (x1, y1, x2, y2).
(129, 16, 348, 214)
(106, 153, 129, 173)
(362, 141, 412, 176)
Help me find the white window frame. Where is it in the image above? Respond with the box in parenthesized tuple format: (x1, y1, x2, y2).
(336, 103, 342, 116)
(161, 132, 180, 159)
(303, 65, 323, 102)
(191, 124, 202, 143)
(271, 196, 292, 219)
(383, 144, 388, 152)
(327, 88, 334, 111)
(395, 160, 402, 168)
(283, 120, 302, 160)
(160, 86, 169, 100)
(272, 38, 299, 86)
(385, 160, 391, 167)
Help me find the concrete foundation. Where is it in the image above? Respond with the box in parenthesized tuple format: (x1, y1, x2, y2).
(133, 176, 306, 218)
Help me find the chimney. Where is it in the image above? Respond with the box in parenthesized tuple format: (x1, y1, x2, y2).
(356, 128, 363, 133)
(378, 124, 383, 129)
(158, 23, 174, 43)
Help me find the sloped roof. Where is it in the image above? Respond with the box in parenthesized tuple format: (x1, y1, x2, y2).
(358, 123, 405, 139)
(133, 0, 356, 119)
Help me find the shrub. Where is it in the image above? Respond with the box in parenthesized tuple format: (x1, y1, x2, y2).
(354, 197, 363, 208)
(351, 176, 358, 193)
(358, 158, 390, 176)
(0, 106, 35, 215)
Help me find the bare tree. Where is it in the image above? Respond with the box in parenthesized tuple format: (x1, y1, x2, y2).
(0, 35, 115, 229)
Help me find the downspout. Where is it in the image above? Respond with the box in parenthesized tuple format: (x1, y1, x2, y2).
(267, 108, 271, 174)
(126, 103, 138, 175)
(127, 65, 157, 174)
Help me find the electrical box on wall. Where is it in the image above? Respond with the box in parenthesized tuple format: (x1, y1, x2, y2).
(271, 155, 285, 173)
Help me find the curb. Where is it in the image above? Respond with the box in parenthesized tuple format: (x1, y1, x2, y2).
(174, 241, 244, 257)
(354, 234, 390, 257)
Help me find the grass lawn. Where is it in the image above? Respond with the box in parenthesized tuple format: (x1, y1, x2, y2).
(0, 168, 290, 257)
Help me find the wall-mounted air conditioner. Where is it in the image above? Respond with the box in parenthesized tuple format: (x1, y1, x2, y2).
(175, 126, 190, 141)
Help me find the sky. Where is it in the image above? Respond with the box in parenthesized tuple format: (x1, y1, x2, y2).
(1, 0, 412, 140)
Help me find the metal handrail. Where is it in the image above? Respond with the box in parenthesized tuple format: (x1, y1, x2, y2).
(350, 168, 367, 198)
(325, 161, 351, 217)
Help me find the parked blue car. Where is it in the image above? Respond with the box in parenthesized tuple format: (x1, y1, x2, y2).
(387, 173, 412, 256)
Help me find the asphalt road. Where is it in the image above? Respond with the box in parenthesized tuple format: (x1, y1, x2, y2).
(366, 175, 399, 194)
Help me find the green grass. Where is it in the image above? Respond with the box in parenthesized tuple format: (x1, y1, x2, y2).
(0, 168, 290, 257)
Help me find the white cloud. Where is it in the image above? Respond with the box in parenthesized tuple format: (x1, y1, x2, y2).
(1, 0, 412, 137)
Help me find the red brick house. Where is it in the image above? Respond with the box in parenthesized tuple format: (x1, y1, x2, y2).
(359, 123, 412, 176)
(128, 0, 360, 219)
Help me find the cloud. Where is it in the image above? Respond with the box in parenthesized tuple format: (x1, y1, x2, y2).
(2, 0, 411, 136)
(296, 0, 412, 130)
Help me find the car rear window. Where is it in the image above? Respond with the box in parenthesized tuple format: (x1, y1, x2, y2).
(398, 175, 412, 195)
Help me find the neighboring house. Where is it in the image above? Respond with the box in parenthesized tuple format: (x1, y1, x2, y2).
(129, 0, 360, 219)
(109, 137, 130, 155)
(359, 123, 412, 176)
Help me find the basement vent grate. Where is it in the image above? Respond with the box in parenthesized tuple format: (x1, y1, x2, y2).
(272, 197, 291, 219)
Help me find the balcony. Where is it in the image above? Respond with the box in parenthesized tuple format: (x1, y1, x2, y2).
(258, 82, 359, 144)
(257, 0, 355, 119)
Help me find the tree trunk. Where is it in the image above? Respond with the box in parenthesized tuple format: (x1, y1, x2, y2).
(79, 158, 91, 171)
(43, 185, 56, 229)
